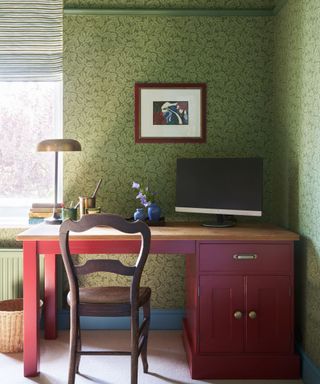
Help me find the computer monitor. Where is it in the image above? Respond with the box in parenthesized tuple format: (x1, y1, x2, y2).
(175, 157, 263, 227)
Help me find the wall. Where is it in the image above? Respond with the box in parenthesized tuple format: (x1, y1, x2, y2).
(64, 0, 276, 10)
(63, 6, 273, 308)
(0, 1, 274, 311)
(274, 0, 320, 369)
(0, 228, 22, 248)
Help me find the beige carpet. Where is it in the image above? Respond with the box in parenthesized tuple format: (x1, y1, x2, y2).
(0, 330, 303, 384)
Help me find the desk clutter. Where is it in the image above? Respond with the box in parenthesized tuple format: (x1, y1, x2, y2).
(28, 202, 102, 224)
(28, 203, 63, 224)
(28, 179, 165, 226)
(29, 179, 103, 224)
(69, 178, 102, 219)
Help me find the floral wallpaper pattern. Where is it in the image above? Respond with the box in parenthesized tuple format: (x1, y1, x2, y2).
(63, 13, 273, 307)
(273, 0, 320, 368)
(74, 253, 185, 308)
(0, 228, 23, 249)
(64, 0, 276, 10)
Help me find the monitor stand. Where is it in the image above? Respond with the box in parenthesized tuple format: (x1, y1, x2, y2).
(202, 214, 235, 228)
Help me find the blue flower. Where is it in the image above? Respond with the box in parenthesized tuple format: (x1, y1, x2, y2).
(132, 181, 157, 207)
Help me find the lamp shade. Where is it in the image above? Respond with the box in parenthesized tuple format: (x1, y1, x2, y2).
(37, 139, 81, 152)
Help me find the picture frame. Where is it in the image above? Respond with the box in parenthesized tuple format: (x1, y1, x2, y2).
(135, 83, 206, 143)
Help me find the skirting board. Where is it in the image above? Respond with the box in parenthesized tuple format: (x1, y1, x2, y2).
(57, 308, 184, 330)
(296, 343, 320, 384)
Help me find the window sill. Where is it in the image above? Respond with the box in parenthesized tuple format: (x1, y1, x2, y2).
(0, 217, 30, 229)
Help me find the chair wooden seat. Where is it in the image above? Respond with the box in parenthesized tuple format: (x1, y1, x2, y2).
(59, 213, 151, 384)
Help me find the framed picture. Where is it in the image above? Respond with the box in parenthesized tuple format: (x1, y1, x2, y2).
(135, 83, 206, 143)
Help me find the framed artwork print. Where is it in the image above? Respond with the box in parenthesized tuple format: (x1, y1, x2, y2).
(135, 83, 206, 143)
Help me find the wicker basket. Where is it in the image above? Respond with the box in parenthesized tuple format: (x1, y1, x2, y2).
(0, 298, 24, 353)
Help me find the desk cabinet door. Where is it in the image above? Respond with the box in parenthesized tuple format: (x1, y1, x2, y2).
(199, 275, 292, 354)
(199, 275, 244, 353)
(245, 275, 292, 353)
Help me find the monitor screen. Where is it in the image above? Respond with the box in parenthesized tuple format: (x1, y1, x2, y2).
(175, 157, 263, 226)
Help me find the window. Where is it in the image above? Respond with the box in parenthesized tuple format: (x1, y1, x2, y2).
(0, 0, 63, 226)
(0, 82, 62, 225)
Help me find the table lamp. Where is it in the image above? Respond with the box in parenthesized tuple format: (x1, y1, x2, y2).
(37, 139, 81, 224)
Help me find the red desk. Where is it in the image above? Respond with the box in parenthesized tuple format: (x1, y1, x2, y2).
(16, 222, 299, 378)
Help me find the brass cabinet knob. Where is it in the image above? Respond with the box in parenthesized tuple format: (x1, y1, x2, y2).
(233, 310, 243, 320)
(248, 311, 257, 319)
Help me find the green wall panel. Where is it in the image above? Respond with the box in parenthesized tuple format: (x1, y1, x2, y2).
(63, 14, 273, 307)
(274, 0, 320, 368)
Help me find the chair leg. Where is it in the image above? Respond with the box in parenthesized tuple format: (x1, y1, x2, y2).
(68, 306, 78, 384)
(131, 311, 139, 384)
(141, 299, 150, 373)
(75, 317, 82, 374)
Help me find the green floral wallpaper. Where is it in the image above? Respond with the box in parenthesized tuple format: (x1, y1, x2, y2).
(0, 228, 23, 248)
(64, 0, 276, 10)
(63, 13, 273, 307)
(273, 0, 320, 368)
(74, 254, 185, 308)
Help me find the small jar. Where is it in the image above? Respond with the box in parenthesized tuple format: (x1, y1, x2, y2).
(133, 208, 146, 221)
(62, 207, 78, 221)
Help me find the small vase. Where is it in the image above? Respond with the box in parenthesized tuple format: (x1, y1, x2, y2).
(147, 203, 161, 222)
(133, 208, 145, 221)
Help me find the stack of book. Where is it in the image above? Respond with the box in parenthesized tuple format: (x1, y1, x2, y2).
(29, 203, 62, 224)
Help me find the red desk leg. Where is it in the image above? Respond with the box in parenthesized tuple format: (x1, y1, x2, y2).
(23, 241, 40, 377)
(44, 253, 57, 339)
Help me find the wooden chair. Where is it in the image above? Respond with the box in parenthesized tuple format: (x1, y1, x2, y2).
(59, 213, 151, 384)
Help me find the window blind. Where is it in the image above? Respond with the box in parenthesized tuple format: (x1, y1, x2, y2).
(0, 0, 63, 81)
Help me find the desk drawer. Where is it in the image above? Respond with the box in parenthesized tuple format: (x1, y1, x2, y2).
(199, 243, 292, 274)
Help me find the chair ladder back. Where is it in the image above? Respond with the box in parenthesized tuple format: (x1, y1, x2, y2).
(59, 214, 151, 295)
(75, 259, 136, 276)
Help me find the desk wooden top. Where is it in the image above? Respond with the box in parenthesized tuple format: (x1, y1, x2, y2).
(16, 222, 299, 242)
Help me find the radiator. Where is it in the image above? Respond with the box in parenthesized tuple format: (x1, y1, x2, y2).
(0, 249, 66, 309)
(0, 249, 23, 301)
(0, 249, 47, 302)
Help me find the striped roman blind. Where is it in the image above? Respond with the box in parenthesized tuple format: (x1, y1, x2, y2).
(0, 0, 63, 81)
